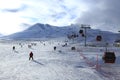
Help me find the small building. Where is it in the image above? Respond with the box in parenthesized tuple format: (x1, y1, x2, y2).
(113, 40, 120, 47)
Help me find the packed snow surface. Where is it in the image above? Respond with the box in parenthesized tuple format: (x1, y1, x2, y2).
(0, 38, 120, 80)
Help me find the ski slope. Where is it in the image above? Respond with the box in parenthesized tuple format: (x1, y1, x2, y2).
(0, 38, 120, 80)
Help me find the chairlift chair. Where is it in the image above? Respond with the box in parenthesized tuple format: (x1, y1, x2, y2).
(79, 30, 83, 34)
(102, 52, 116, 63)
(96, 35, 102, 41)
(82, 33, 85, 37)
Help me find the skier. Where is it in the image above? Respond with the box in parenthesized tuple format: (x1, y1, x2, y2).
(13, 46, 15, 50)
(54, 46, 56, 50)
(29, 51, 34, 60)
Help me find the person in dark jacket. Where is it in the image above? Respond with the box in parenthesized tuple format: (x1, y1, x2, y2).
(29, 51, 34, 60)
(54, 46, 56, 50)
(13, 46, 15, 50)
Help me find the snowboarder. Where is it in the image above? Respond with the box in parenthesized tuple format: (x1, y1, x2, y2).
(29, 51, 34, 60)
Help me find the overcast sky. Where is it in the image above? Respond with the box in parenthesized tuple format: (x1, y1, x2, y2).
(0, 0, 120, 35)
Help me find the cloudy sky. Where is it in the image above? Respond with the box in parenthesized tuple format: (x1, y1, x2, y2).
(0, 0, 120, 35)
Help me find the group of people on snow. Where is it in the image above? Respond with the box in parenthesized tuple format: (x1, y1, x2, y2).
(12, 42, 64, 61)
(12, 46, 34, 61)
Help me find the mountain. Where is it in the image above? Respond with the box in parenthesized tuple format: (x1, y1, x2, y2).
(2, 23, 119, 43)
(3, 23, 79, 39)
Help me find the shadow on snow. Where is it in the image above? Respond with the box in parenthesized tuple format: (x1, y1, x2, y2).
(32, 60, 44, 65)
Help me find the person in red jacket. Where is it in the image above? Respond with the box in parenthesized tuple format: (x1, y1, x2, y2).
(29, 51, 34, 60)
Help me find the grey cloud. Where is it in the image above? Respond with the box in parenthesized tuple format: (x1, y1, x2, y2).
(2, 9, 21, 12)
(51, 12, 66, 19)
(2, 4, 27, 13)
(76, 0, 120, 32)
(20, 23, 31, 29)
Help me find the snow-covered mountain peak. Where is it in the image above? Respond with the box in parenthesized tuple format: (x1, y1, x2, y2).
(26, 23, 48, 31)
(1, 23, 119, 43)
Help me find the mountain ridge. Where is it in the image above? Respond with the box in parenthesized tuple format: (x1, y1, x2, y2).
(1, 23, 119, 43)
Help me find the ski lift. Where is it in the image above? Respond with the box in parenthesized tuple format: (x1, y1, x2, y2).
(96, 35, 102, 41)
(79, 30, 83, 34)
(102, 52, 116, 63)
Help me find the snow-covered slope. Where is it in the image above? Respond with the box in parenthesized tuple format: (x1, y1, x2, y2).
(3, 23, 119, 43)
(0, 38, 120, 80)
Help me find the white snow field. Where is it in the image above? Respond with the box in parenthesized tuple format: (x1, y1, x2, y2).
(0, 38, 120, 80)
